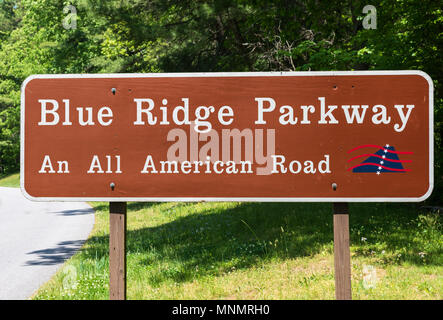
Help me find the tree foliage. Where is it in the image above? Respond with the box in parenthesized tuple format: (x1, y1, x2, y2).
(0, 0, 441, 202)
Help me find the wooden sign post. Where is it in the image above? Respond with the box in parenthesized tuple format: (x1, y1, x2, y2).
(20, 71, 433, 300)
(109, 202, 127, 300)
(333, 203, 352, 300)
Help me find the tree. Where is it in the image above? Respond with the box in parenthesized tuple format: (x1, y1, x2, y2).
(0, 0, 440, 202)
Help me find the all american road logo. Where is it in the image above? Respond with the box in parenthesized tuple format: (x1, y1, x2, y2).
(347, 144, 413, 175)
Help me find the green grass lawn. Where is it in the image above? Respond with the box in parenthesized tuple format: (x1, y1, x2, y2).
(31, 201, 442, 300)
(0, 172, 20, 188)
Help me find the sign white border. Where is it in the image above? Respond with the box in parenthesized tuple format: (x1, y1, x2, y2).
(20, 71, 434, 202)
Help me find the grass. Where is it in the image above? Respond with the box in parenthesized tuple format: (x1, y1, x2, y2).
(2, 171, 439, 299)
(0, 172, 20, 188)
(31, 201, 442, 300)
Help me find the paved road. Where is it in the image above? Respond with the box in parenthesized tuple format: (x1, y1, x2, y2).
(0, 187, 94, 300)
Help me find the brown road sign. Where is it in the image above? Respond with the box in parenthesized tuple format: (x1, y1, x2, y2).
(20, 71, 433, 201)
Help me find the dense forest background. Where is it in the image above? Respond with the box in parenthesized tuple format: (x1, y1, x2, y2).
(0, 0, 441, 203)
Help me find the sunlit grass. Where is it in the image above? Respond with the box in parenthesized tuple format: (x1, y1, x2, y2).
(0, 172, 20, 188)
(32, 201, 442, 300)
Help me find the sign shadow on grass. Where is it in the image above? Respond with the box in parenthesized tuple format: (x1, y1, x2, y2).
(81, 202, 440, 287)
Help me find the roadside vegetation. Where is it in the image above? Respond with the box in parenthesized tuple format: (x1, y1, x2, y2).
(0, 2, 442, 204)
(0, 174, 440, 299)
(0, 1, 441, 300)
(31, 201, 442, 300)
(0, 172, 19, 187)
